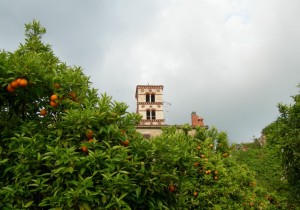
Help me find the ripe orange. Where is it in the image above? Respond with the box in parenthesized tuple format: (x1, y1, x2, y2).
(194, 162, 200, 167)
(86, 129, 93, 139)
(193, 191, 198, 197)
(10, 80, 19, 88)
(222, 153, 228, 157)
(7, 84, 15, 93)
(200, 154, 205, 158)
(124, 139, 130, 147)
(69, 92, 77, 100)
(50, 94, 58, 101)
(205, 170, 211, 175)
(82, 146, 88, 153)
(16, 78, 22, 85)
(50, 100, 58, 107)
(88, 139, 94, 143)
(40, 109, 47, 116)
(53, 83, 61, 89)
(168, 185, 176, 192)
(214, 170, 218, 175)
(196, 146, 201, 150)
(214, 176, 218, 180)
(250, 181, 256, 187)
(18, 78, 28, 87)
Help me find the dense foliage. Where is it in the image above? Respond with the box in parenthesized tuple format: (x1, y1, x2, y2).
(262, 86, 300, 205)
(0, 20, 276, 209)
(232, 86, 300, 209)
(232, 140, 294, 209)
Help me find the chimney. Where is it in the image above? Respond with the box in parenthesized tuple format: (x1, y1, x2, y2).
(191, 112, 204, 127)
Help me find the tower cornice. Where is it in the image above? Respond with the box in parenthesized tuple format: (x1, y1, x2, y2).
(137, 102, 164, 105)
(135, 85, 163, 98)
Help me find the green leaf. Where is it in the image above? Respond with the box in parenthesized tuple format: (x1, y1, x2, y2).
(105, 202, 115, 209)
(79, 204, 91, 210)
(68, 166, 74, 173)
(23, 201, 34, 208)
(102, 195, 107, 204)
(80, 167, 86, 175)
(57, 129, 63, 137)
(136, 186, 141, 198)
(37, 152, 41, 161)
(117, 193, 128, 202)
(52, 167, 65, 174)
(119, 170, 129, 174)
(2, 186, 14, 192)
(0, 158, 9, 164)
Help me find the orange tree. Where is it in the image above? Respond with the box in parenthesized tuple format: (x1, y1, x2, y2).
(0, 20, 140, 209)
(1, 20, 273, 209)
(143, 126, 273, 209)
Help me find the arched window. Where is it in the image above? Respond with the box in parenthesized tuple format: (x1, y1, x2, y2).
(146, 93, 155, 102)
(151, 110, 156, 119)
(146, 110, 156, 120)
(146, 110, 150, 119)
(151, 94, 155, 102)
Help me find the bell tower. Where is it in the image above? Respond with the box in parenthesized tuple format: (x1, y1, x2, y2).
(135, 85, 165, 126)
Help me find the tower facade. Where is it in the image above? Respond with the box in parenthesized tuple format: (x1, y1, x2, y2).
(135, 85, 164, 126)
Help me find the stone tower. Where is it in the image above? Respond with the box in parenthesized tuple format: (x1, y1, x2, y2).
(135, 85, 164, 126)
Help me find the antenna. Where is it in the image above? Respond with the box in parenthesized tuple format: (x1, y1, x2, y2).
(163, 101, 172, 124)
(164, 101, 172, 106)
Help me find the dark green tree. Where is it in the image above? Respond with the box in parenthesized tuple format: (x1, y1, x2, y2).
(263, 85, 300, 205)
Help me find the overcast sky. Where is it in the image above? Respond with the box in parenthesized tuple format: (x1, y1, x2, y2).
(1, 0, 299, 142)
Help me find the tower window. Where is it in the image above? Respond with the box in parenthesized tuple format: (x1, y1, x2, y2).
(152, 110, 156, 119)
(151, 94, 155, 102)
(146, 110, 156, 120)
(146, 94, 150, 102)
(146, 93, 155, 102)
